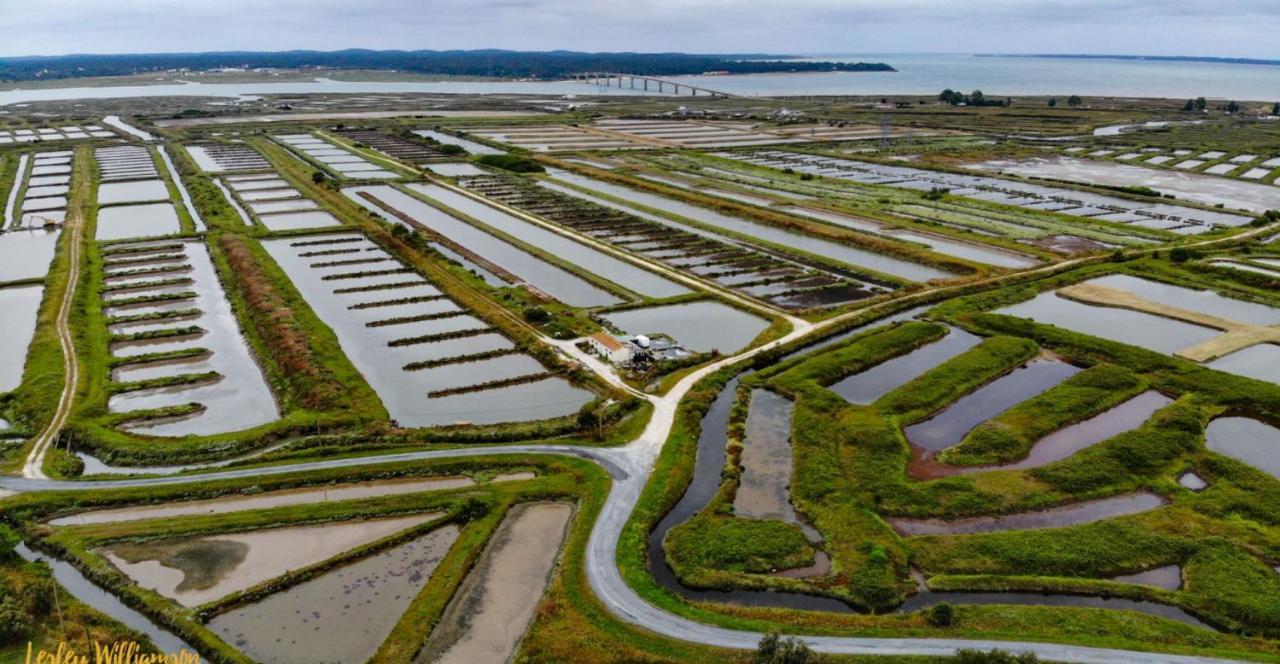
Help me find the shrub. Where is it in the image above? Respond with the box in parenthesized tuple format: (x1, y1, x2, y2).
(754, 631, 812, 664)
(0, 525, 18, 557)
(476, 154, 545, 173)
(927, 601, 956, 627)
(523, 306, 551, 324)
(954, 649, 1039, 663)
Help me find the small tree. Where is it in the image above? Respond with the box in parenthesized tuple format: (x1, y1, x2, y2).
(1067, 95, 1083, 108)
(523, 306, 551, 324)
(1047, 97, 1057, 108)
(0, 525, 18, 558)
(1226, 100, 1240, 113)
(754, 631, 812, 664)
(1273, 101, 1280, 115)
(311, 170, 327, 185)
(1195, 97, 1208, 111)
(970, 90, 986, 107)
(1169, 246, 1197, 263)
(1183, 99, 1195, 112)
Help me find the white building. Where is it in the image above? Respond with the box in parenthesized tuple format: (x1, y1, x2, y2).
(588, 332, 633, 365)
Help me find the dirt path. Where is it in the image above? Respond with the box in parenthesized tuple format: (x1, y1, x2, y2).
(22, 213, 82, 479)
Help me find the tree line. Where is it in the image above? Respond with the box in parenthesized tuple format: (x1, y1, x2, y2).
(0, 49, 894, 82)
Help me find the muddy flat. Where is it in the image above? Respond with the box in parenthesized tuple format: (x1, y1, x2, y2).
(102, 513, 439, 606)
(418, 502, 573, 664)
(209, 524, 460, 663)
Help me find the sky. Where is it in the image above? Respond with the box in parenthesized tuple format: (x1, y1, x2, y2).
(2, 0, 1279, 59)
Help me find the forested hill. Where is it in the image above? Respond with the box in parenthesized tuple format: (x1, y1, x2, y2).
(0, 49, 894, 82)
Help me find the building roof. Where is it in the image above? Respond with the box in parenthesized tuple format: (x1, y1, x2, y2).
(591, 331, 624, 351)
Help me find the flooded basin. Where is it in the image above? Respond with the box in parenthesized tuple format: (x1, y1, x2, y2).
(888, 492, 1167, 536)
(406, 183, 690, 299)
(1207, 344, 1280, 385)
(257, 210, 341, 232)
(830, 327, 981, 404)
(48, 476, 501, 526)
(1089, 274, 1280, 326)
(417, 502, 572, 664)
(1205, 417, 1280, 479)
(410, 130, 505, 155)
(734, 390, 805, 526)
(601, 300, 769, 353)
(905, 359, 1082, 451)
(95, 203, 182, 241)
(0, 228, 59, 282)
(262, 235, 592, 426)
(97, 180, 170, 206)
(547, 171, 956, 283)
(899, 589, 1207, 628)
(975, 156, 1280, 214)
(103, 514, 438, 607)
(209, 524, 459, 663)
(0, 285, 44, 392)
(361, 184, 620, 307)
(994, 391, 1172, 470)
(108, 241, 279, 437)
(997, 291, 1221, 355)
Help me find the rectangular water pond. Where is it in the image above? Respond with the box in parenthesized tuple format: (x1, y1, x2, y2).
(548, 171, 956, 283)
(997, 291, 1221, 355)
(0, 229, 59, 283)
(95, 203, 182, 241)
(905, 359, 1081, 451)
(831, 327, 982, 404)
(890, 492, 1167, 536)
(1207, 344, 1280, 385)
(408, 183, 690, 299)
(601, 300, 770, 353)
(1205, 417, 1280, 479)
(263, 235, 592, 426)
(209, 524, 460, 663)
(417, 503, 571, 664)
(352, 184, 620, 307)
(108, 241, 280, 437)
(0, 285, 44, 392)
(97, 180, 170, 206)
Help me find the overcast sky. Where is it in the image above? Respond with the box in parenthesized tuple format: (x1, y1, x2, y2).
(3, 0, 1278, 59)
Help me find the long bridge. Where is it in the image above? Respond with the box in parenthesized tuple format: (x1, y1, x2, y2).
(568, 72, 739, 98)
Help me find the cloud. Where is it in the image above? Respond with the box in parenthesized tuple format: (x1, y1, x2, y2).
(1, 0, 1277, 58)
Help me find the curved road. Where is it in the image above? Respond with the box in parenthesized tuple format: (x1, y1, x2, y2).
(8, 207, 1276, 661)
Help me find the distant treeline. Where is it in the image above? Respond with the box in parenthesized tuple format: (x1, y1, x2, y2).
(978, 53, 1280, 67)
(0, 49, 895, 82)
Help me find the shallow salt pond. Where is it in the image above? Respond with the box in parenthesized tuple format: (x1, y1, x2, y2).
(209, 524, 460, 663)
(0, 228, 59, 282)
(97, 179, 170, 206)
(889, 492, 1166, 536)
(0, 285, 44, 392)
(417, 503, 572, 664)
(108, 241, 279, 437)
(905, 359, 1081, 451)
(1205, 417, 1280, 479)
(734, 390, 805, 526)
(103, 513, 438, 607)
(547, 171, 956, 283)
(426, 162, 487, 177)
(51, 474, 532, 526)
(997, 290, 1221, 355)
(257, 210, 341, 231)
(1089, 274, 1280, 326)
(95, 203, 182, 240)
(411, 130, 504, 155)
(601, 300, 769, 353)
(263, 235, 592, 426)
(248, 199, 318, 215)
(351, 184, 619, 307)
(1207, 344, 1280, 385)
(411, 183, 690, 298)
(831, 327, 981, 404)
